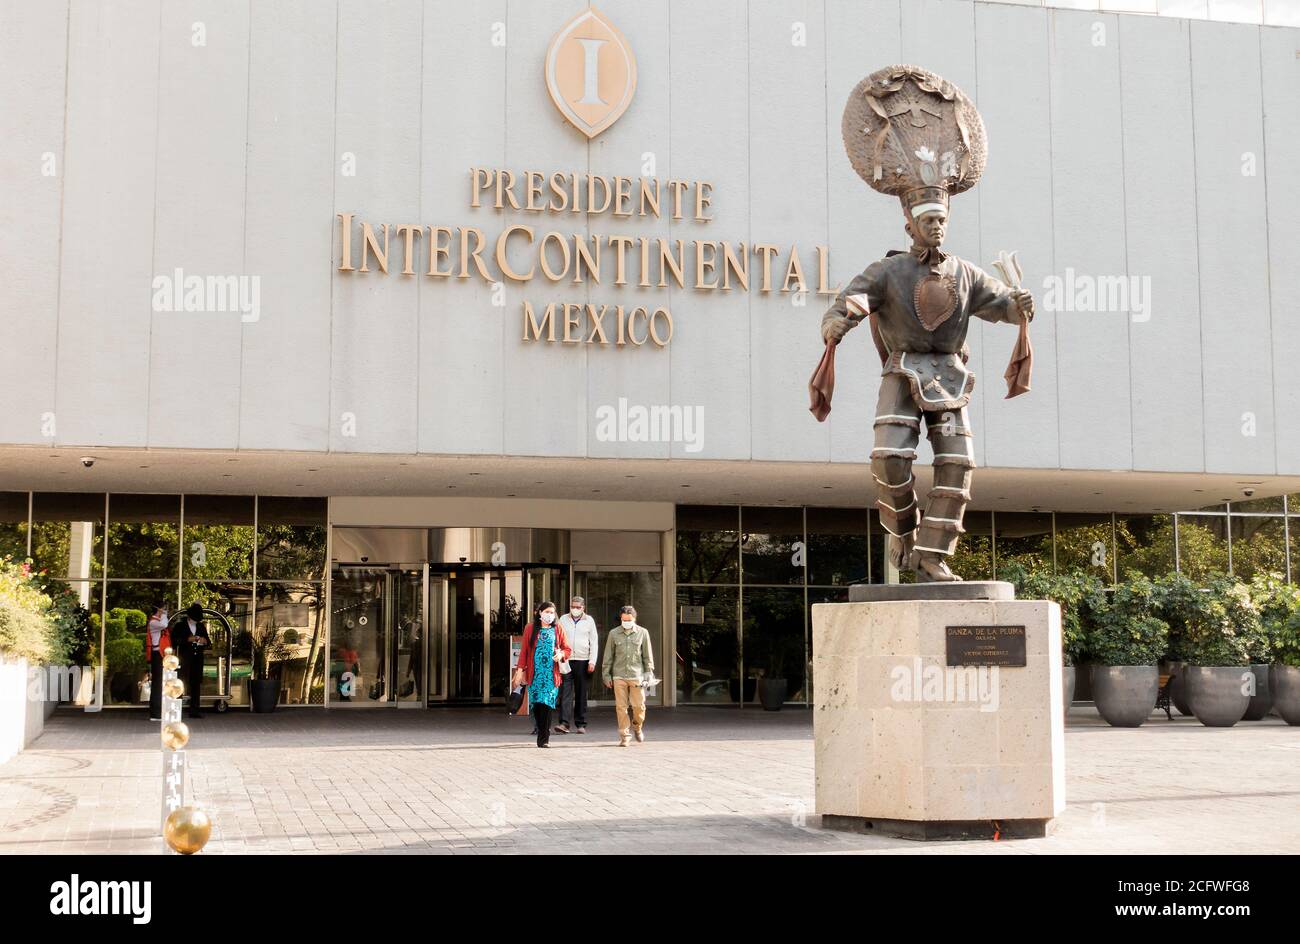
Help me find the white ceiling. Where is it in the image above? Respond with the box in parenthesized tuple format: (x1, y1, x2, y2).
(2, 445, 1295, 515)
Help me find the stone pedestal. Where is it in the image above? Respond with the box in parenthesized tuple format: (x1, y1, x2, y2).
(811, 592, 1065, 840)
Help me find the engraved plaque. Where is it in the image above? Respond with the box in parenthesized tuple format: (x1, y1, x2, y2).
(945, 625, 1026, 667)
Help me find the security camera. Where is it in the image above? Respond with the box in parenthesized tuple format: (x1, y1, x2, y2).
(79, 456, 95, 468)
(1242, 487, 1256, 498)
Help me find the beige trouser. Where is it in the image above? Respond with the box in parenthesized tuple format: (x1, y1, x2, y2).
(613, 678, 646, 737)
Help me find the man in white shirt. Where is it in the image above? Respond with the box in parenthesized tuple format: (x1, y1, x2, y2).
(555, 595, 598, 734)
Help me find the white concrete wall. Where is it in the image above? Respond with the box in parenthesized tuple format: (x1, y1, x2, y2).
(0, 657, 54, 764)
(1, 0, 1296, 475)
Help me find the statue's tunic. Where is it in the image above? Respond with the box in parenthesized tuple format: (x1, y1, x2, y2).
(821, 246, 1020, 559)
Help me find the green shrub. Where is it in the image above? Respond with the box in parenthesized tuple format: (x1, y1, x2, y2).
(1176, 577, 1263, 667)
(0, 599, 53, 663)
(1248, 573, 1300, 665)
(1088, 574, 1169, 665)
(999, 563, 1100, 666)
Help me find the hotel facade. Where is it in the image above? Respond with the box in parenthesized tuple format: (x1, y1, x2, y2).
(2, 0, 1299, 711)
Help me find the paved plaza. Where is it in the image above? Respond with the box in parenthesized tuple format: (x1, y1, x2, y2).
(0, 706, 1296, 855)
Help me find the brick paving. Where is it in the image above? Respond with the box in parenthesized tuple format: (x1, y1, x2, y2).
(0, 706, 1296, 854)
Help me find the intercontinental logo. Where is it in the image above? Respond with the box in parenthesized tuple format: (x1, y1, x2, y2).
(544, 7, 637, 139)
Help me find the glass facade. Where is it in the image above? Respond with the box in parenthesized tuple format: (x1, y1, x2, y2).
(675, 500, 1300, 707)
(10, 493, 328, 708)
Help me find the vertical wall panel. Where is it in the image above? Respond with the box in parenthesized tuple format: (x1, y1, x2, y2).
(668, 0, 750, 461)
(418, 0, 506, 457)
(977, 3, 1060, 474)
(1192, 21, 1273, 474)
(55, 0, 160, 447)
(499, 0, 590, 457)
(1120, 15, 1204, 473)
(1261, 25, 1300, 473)
(0, 0, 67, 446)
(586, 0, 672, 460)
(824, 0, 901, 467)
(749, 0, 829, 462)
(1049, 10, 1133, 471)
(331, 0, 423, 454)
(148, 0, 249, 448)
(240, 0, 336, 452)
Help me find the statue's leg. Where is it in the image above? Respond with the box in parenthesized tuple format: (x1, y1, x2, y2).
(912, 406, 974, 581)
(870, 375, 922, 568)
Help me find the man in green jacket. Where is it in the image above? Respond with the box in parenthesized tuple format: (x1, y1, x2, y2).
(602, 605, 654, 747)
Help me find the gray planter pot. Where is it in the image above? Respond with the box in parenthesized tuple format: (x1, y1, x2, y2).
(758, 678, 787, 711)
(1063, 665, 1076, 717)
(1166, 660, 1193, 716)
(1184, 666, 1251, 727)
(1270, 664, 1300, 725)
(1091, 665, 1158, 727)
(1242, 664, 1274, 721)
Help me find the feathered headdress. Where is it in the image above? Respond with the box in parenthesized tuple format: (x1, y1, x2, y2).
(842, 65, 986, 219)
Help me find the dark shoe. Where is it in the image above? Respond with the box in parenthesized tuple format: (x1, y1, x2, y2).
(538, 743, 551, 748)
(530, 727, 538, 735)
(554, 723, 570, 734)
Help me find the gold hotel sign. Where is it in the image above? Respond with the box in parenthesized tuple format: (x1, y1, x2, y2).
(335, 10, 832, 348)
(545, 7, 637, 140)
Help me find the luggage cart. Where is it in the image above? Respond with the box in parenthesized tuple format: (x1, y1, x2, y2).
(196, 607, 235, 713)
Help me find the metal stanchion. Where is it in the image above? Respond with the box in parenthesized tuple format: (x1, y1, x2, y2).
(159, 647, 211, 855)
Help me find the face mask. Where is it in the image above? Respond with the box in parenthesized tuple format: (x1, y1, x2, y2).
(621, 620, 634, 629)
(540, 612, 556, 625)
(570, 609, 583, 618)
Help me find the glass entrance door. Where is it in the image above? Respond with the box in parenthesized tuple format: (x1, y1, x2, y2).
(329, 565, 425, 706)
(431, 566, 566, 703)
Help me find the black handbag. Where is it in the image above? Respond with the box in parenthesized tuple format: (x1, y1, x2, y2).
(507, 685, 526, 715)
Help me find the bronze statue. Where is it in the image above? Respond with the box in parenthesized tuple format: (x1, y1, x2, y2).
(812, 65, 1034, 582)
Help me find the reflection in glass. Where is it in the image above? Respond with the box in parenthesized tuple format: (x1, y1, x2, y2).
(1173, 515, 1230, 580)
(256, 581, 326, 706)
(0, 492, 27, 561)
(256, 497, 327, 580)
(676, 585, 738, 704)
(1228, 516, 1287, 579)
(181, 495, 254, 580)
(807, 507, 868, 586)
(182, 581, 252, 705)
(742, 587, 807, 704)
(993, 512, 1053, 577)
(330, 568, 386, 703)
(1055, 513, 1115, 580)
(576, 569, 664, 700)
(106, 494, 180, 579)
(101, 581, 178, 706)
(741, 506, 804, 585)
(948, 511, 993, 581)
(1116, 514, 1176, 578)
(676, 505, 739, 584)
(30, 492, 105, 580)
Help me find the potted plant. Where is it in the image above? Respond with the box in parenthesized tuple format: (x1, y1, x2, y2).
(248, 623, 289, 713)
(1180, 577, 1261, 727)
(1087, 575, 1168, 727)
(1153, 573, 1201, 716)
(1000, 564, 1098, 716)
(1269, 593, 1300, 725)
(1245, 573, 1294, 719)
